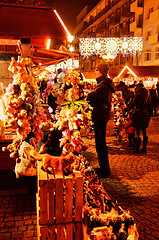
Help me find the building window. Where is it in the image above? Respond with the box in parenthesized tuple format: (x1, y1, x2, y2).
(144, 50, 151, 61)
(145, 29, 152, 41)
(110, 28, 114, 35)
(155, 47, 159, 59)
(147, 7, 153, 19)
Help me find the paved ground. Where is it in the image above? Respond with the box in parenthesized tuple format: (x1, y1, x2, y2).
(0, 116, 159, 239)
(83, 115, 159, 240)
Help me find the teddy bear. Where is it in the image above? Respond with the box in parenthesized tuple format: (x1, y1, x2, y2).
(64, 70, 82, 86)
(20, 83, 33, 102)
(66, 109, 78, 131)
(2, 137, 22, 159)
(53, 108, 68, 130)
(64, 86, 80, 102)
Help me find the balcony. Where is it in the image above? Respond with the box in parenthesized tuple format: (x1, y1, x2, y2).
(121, 24, 130, 35)
(130, 0, 143, 14)
(130, 21, 136, 32)
(149, 9, 159, 23)
(122, 5, 134, 17)
(109, 15, 120, 26)
(130, 20, 142, 32)
(96, 25, 106, 33)
(110, 32, 120, 37)
(148, 33, 159, 45)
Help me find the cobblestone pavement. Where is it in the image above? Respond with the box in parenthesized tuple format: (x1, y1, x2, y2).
(0, 117, 159, 239)
(83, 116, 159, 240)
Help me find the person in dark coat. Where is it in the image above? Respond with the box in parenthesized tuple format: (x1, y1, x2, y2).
(156, 80, 159, 103)
(87, 62, 115, 177)
(124, 81, 152, 153)
(114, 79, 131, 105)
(149, 84, 158, 116)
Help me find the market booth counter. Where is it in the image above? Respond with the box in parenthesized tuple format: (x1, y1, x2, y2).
(0, 131, 37, 194)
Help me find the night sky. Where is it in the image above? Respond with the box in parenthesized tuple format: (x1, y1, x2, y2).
(46, 0, 100, 32)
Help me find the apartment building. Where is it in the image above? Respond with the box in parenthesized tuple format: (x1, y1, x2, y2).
(142, 0, 159, 65)
(74, 0, 159, 72)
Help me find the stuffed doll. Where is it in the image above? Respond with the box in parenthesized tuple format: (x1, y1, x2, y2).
(14, 141, 37, 178)
(30, 150, 75, 174)
(71, 130, 88, 153)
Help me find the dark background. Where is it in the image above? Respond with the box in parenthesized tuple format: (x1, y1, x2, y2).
(47, 0, 100, 32)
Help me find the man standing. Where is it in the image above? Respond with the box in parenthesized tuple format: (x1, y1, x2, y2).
(87, 62, 115, 177)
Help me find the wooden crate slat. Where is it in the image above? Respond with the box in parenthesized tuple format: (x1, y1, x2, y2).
(57, 225, 65, 240)
(36, 193, 40, 239)
(38, 161, 48, 182)
(38, 161, 48, 225)
(64, 177, 73, 222)
(74, 172, 83, 222)
(49, 225, 56, 240)
(55, 173, 64, 224)
(65, 223, 73, 240)
(37, 164, 83, 240)
(39, 226, 49, 240)
(48, 174, 55, 224)
(74, 222, 83, 240)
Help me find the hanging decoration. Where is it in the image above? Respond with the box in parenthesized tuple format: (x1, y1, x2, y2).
(79, 37, 143, 58)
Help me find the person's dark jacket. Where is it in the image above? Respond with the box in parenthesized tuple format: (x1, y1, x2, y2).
(149, 88, 158, 107)
(125, 86, 152, 128)
(115, 81, 130, 104)
(87, 76, 115, 122)
(156, 82, 159, 101)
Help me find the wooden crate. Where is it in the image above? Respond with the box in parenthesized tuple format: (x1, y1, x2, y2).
(37, 160, 83, 240)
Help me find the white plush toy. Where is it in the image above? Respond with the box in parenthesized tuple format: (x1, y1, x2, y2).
(14, 141, 37, 178)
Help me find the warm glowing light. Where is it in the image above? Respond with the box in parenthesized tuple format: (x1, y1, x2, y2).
(46, 39, 51, 49)
(69, 46, 74, 52)
(102, 53, 116, 62)
(54, 10, 73, 42)
(68, 35, 74, 43)
(121, 41, 129, 50)
(79, 37, 143, 58)
(94, 42, 101, 50)
(118, 65, 137, 78)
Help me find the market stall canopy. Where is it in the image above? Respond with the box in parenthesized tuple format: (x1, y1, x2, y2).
(0, 4, 68, 40)
(82, 72, 96, 80)
(82, 68, 122, 80)
(118, 64, 159, 78)
(31, 47, 78, 67)
(108, 68, 122, 79)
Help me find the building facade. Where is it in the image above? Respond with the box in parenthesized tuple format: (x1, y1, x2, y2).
(74, 0, 159, 72)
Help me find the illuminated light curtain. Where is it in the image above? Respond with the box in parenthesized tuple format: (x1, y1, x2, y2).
(79, 37, 143, 58)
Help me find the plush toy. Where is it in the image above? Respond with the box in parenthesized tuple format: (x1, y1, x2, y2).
(53, 108, 68, 130)
(66, 109, 78, 131)
(61, 142, 75, 155)
(30, 150, 75, 174)
(71, 130, 88, 153)
(14, 141, 37, 178)
(38, 129, 62, 156)
(64, 86, 80, 102)
(20, 83, 33, 102)
(59, 128, 72, 147)
(64, 70, 82, 86)
(2, 137, 22, 159)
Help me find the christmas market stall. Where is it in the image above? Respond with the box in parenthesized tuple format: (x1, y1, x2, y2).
(0, 4, 139, 240)
(0, 54, 139, 239)
(116, 64, 159, 88)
